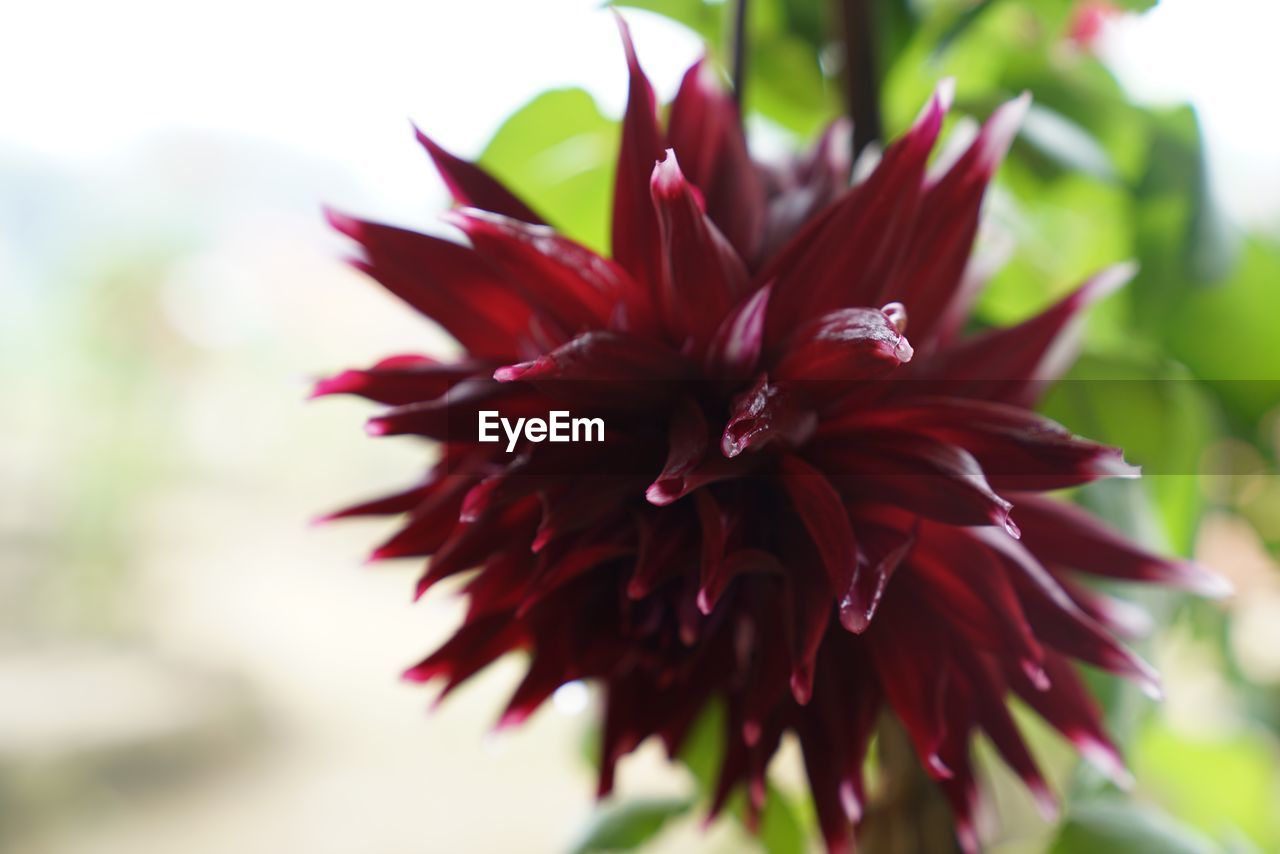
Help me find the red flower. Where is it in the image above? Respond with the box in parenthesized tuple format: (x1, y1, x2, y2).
(1068, 1, 1119, 50)
(315, 19, 1228, 853)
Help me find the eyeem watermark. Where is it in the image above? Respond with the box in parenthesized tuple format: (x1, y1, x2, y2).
(479, 410, 605, 453)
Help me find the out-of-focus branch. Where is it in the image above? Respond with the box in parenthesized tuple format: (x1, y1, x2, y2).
(730, 0, 750, 112)
(859, 714, 963, 854)
(837, 0, 883, 161)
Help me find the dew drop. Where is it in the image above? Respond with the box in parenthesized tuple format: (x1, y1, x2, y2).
(881, 301, 908, 333)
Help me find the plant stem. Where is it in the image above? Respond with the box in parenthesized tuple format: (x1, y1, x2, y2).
(729, 0, 750, 112)
(837, 0, 883, 161)
(860, 714, 963, 854)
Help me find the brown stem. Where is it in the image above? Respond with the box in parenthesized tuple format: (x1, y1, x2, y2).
(729, 0, 750, 112)
(859, 714, 962, 854)
(836, 0, 883, 162)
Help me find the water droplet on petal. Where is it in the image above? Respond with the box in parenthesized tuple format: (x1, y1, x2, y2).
(881, 301, 908, 332)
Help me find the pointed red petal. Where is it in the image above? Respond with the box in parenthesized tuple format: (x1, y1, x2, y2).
(628, 510, 696, 599)
(325, 208, 540, 359)
(772, 306, 914, 383)
(780, 454, 857, 595)
(495, 330, 689, 384)
(839, 518, 914, 633)
(920, 262, 1137, 406)
(885, 93, 1030, 343)
(313, 479, 435, 524)
(694, 490, 728, 603)
(912, 523, 1047, 680)
(445, 208, 639, 334)
(650, 151, 750, 348)
(786, 559, 831, 705)
(762, 82, 952, 344)
(697, 548, 783, 613)
(975, 528, 1163, 699)
(824, 397, 1139, 492)
(758, 118, 852, 259)
(1010, 651, 1134, 788)
(956, 653, 1058, 820)
(611, 13, 666, 298)
(649, 395, 710, 494)
(811, 432, 1018, 533)
(705, 283, 771, 379)
(1014, 494, 1232, 597)
(414, 127, 544, 223)
(667, 58, 766, 260)
(311, 356, 484, 406)
(365, 379, 542, 439)
(720, 376, 818, 458)
(869, 593, 954, 779)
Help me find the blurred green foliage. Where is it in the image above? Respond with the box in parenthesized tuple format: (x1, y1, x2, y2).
(678, 701, 810, 854)
(569, 797, 695, 852)
(474, 1, 1280, 850)
(480, 88, 619, 254)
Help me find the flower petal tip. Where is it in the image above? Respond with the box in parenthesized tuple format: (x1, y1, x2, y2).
(494, 708, 528, 733)
(612, 8, 641, 69)
(649, 148, 681, 189)
(1101, 453, 1142, 479)
(1021, 658, 1051, 691)
(493, 362, 536, 382)
(1076, 736, 1133, 789)
(789, 669, 814, 705)
(935, 77, 957, 112)
(1029, 781, 1059, 823)
(530, 529, 553, 554)
(977, 91, 1032, 173)
(364, 546, 397, 565)
(839, 781, 863, 822)
(1083, 261, 1140, 304)
(925, 753, 954, 780)
(893, 333, 914, 364)
(309, 371, 358, 400)
(1186, 564, 1235, 599)
(364, 419, 391, 436)
(644, 480, 680, 506)
(838, 613, 871, 635)
(410, 123, 439, 153)
(323, 206, 363, 240)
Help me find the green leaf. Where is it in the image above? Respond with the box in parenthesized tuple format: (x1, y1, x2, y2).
(1133, 107, 1240, 304)
(569, 797, 695, 853)
(614, 0, 721, 45)
(1050, 799, 1218, 854)
(677, 698, 725, 791)
(621, 0, 837, 136)
(931, 0, 996, 60)
(676, 701, 810, 854)
(1159, 239, 1280, 427)
(754, 784, 808, 854)
(479, 88, 619, 253)
(1019, 103, 1118, 182)
(1133, 721, 1280, 849)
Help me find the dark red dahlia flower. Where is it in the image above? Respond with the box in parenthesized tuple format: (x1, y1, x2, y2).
(315, 19, 1229, 853)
